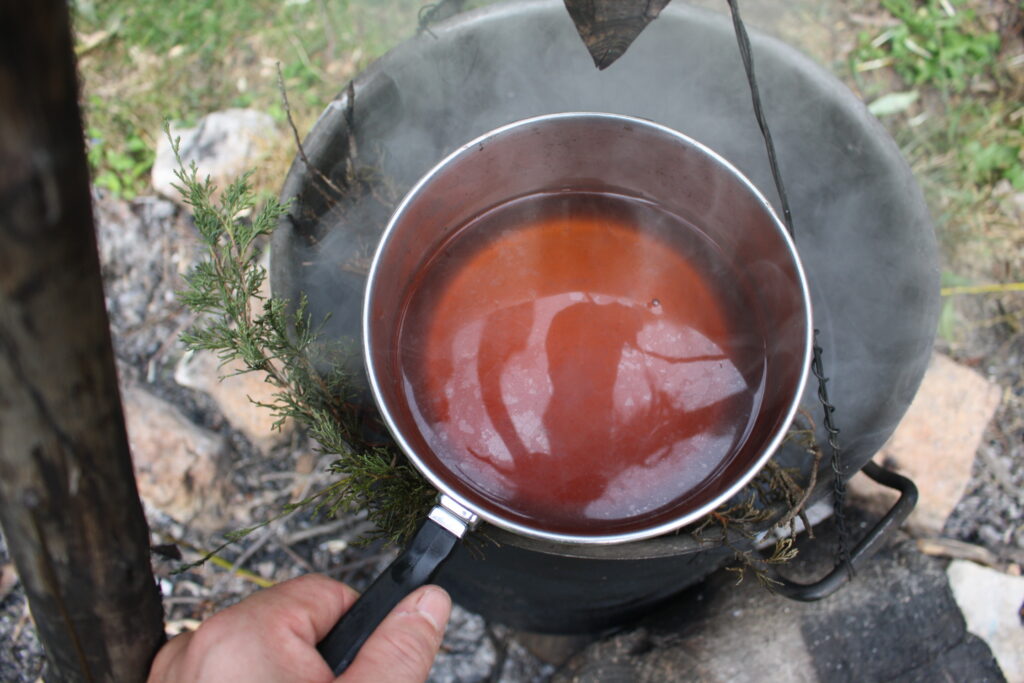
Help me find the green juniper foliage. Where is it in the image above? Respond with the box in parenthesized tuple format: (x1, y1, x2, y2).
(852, 0, 1000, 94)
(167, 124, 816, 580)
(168, 126, 434, 558)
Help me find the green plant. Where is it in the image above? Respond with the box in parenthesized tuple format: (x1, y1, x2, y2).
(852, 0, 1000, 93)
(938, 98, 1024, 190)
(961, 137, 1024, 189)
(168, 127, 434, 551)
(86, 125, 154, 198)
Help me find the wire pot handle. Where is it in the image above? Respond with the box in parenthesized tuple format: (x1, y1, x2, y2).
(766, 461, 918, 602)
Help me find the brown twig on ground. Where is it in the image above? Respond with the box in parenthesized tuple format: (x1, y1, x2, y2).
(329, 552, 395, 583)
(275, 62, 345, 200)
(916, 537, 1006, 569)
(12, 603, 31, 643)
(271, 535, 315, 573)
(282, 519, 353, 545)
(216, 526, 275, 590)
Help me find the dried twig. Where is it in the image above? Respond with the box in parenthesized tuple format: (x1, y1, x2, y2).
(275, 62, 345, 200)
(941, 282, 1024, 296)
(160, 533, 276, 588)
(773, 445, 824, 537)
(214, 526, 276, 592)
(283, 519, 353, 545)
(344, 79, 358, 167)
(271, 535, 315, 573)
(916, 537, 1008, 571)
(329, 551, 395, 583)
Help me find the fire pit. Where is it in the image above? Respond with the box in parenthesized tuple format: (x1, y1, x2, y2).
(272, 0, 940, 632)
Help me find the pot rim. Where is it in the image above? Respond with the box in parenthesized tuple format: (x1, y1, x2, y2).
(363, 111, 813, 545)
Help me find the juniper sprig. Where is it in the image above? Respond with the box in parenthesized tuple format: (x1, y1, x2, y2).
(168, 126, 433, 556)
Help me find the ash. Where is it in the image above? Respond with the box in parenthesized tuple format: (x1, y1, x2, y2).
(0, 534, 45, 682)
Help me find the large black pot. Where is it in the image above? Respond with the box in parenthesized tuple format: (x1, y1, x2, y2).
(272, 1, 939, 632)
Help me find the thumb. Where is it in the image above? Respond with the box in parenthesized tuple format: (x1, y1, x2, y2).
(339, 585, 451, 683)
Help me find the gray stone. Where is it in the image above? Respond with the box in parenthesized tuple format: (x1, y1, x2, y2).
(512, 632, 595, 667)
(554, 521, 1006, 683)
(152, 109, 278, 203)
(93, 193, 198, 365)
(890, 635, 1008, 683)
(429, 604, 498, 682)
(797, 546, 982, 682)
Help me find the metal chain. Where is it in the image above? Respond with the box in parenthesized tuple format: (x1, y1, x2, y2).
(812, 333, 853, 570)
(725, 0, 852, 572)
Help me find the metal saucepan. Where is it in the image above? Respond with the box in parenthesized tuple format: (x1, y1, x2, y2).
(317, 112, 812, 673)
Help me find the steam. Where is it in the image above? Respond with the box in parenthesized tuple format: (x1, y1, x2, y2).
(280, 1, 940, 489)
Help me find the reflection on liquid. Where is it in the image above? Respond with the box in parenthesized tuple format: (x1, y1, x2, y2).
(400, 192, 764, 532)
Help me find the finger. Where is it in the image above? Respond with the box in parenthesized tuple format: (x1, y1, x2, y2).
(146, 630, 195, 683)
(237, 574, 361, 643)
(340, 585, 451, 683)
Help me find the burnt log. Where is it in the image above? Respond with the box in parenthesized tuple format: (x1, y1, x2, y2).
(563, 0, 672, 69)
(0, 1, 165, 681)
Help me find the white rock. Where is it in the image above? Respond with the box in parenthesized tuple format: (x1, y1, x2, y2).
(947, 559, 1024, 682)
(152, 109, 278, 202)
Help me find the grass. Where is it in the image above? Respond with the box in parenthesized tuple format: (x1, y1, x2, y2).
(72, 0, 425, 198)
(838, 0, 1023, 348)
(850, 0, 1001, 93)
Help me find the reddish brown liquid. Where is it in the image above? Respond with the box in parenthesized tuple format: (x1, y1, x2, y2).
(398, 192, 765, 533)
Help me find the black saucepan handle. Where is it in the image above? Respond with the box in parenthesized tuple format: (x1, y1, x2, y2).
(317, 496, 477, 675)
(769, 460, 918, 601)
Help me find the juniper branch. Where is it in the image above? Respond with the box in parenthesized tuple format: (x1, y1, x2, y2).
(167, 124, 431, 554)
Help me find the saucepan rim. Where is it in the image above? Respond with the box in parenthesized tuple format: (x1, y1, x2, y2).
(363, 111, 813, 545)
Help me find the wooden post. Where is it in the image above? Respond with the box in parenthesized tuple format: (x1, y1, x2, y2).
(0, 1, 165, 681)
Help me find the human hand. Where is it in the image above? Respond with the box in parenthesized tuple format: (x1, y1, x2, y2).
(148, 574, 451, 683)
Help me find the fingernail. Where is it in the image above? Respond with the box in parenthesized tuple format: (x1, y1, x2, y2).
(415, 586, 451, 634)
